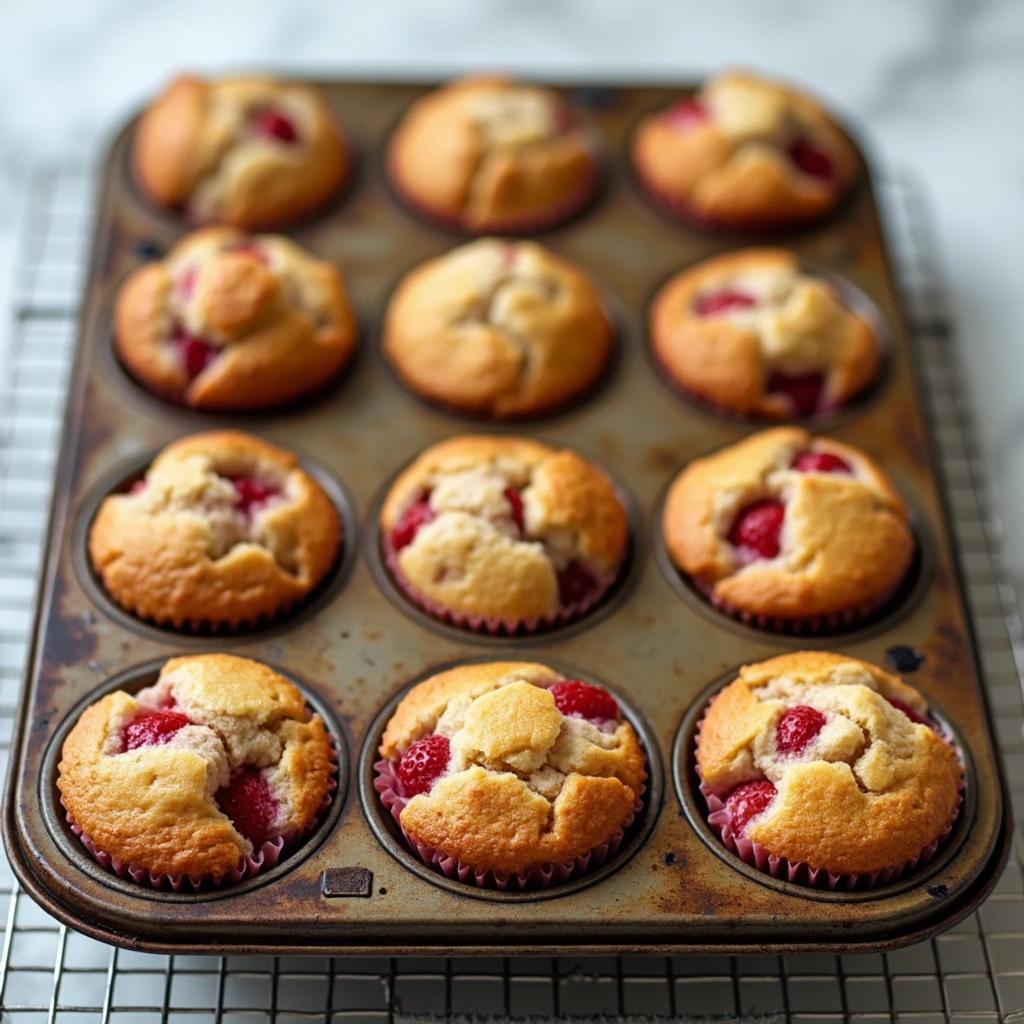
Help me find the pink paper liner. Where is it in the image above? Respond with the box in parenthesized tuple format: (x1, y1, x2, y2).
(387, 152, 600, 235)
(693, 696, 965, 891)
(63, 729, 340, 892)
(374, 758, 645, 891)
(384, 541, 623, 635)
(633, 161, 843, 237)
(695, 576, 908, 637)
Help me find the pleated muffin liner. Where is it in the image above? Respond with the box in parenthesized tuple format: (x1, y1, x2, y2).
(374, 757, 645, 891)
(384, 543, 622, 635)
(693, 577, 906, 637)
(693, 695, 965, 891)
(633, 163, 840, 238)
(387, 153, 600, 236)
(62, 731, 339, 892)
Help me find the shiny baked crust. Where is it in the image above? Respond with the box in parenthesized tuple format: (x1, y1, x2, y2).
(697, 652, 961, 874)
(663, 427, 914, 620)
(632, 70, 857, 228)
(383, 239, 612, 417)
(380, 435, 629, 622)
(387, 76, 597, 232)
(133, 74, 348, 228)
(88, 431, 340, 628)
(115, 227, 356, 410)
(57, 654, 332, 880)
(649, 248, 879, 418)
(380, 661, 646, 873)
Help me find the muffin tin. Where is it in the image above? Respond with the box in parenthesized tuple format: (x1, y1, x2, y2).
(0, 78, 1010, 954)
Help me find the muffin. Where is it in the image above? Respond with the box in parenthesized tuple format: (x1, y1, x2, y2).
(383, 239, 612, 417)
(133, 74, 348, 228)
(632, 70, 857, 232)
(57, 654, 335, 888)
(88, 431, 341, 630)
(649, 248, 880, 419)
(115, 227, 357, 411)
(663, 428, 915, 632)
(387, 76, 598, 233)
(375, 661, 646, 887)
(695, 652, 962, 887)
(380, 436, 629, 633)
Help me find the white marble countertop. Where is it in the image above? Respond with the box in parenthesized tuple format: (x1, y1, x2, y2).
(3, 0, 1023, 583)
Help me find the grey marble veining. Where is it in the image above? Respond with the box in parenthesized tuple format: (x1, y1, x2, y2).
(3, 0, 1023, 583)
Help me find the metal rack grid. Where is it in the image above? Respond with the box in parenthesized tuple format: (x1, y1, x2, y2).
(0, 165, 1021, 1023)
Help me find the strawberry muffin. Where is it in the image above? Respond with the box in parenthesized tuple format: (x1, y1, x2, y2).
(58, 654, 335, 888)
(663, 428, 915, 633)
(383, 238, 612, 417)
(387, 76, 599, 233)
(632, 69, 857, 232)
(115, 227, 357, 411)
(649, 248, 880, 419)
(88, 431, 341, 630)
(379, 436, 629, 633)
(133, 74, 349, 228)
(696, 652, 962, 887)
(375, 661, 646, 888)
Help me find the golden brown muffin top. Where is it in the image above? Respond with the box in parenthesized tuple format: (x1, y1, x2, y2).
(697, 652, 961, 875)
(380, 661, 646, 873)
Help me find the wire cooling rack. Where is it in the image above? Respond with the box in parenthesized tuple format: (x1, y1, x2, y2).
(0, 165, 1021, 1023)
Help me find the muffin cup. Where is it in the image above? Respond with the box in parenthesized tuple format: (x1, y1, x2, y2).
(634, 164, 837, 237)
(388, 155, 599, 236)
(694, 698, 964, 891)
(384, 543, 622, 636)
(62, 734, 339, 892)
(373, 757, 644, 891)
(697, 578, 906, 637)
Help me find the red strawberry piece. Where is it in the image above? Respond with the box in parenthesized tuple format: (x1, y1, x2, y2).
(172, 326, 218, 381)
(549, 679, 619, 722)
(694, 289, 757, 316)
(122, 709, 190, 751)
(725, 780, 777, 836)
(557, 559, 599, 607)
(793, 451, 852, 474)
(128, 479, 148, 495)
(500, 243, 518, 267)
(767, 370, 825, 418)
(665, 97, 708, 130)
(224, 475, 280, 516)
(788, 137, 834, 181)
(397, 735, 451, 797)
(215, 767, 280, 847)
(504, 487, 524, 532)
(391, 496, 436, 551)
(776, 705, 827, 755)
(887, 698, 931, 727)
(252, 109, 298, 144)
(728, 499, 785, 560)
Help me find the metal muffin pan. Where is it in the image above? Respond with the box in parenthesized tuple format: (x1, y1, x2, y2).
(0, 79, 1010, 955)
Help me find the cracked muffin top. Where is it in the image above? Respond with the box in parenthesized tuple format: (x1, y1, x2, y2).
(632, 69, 857, 230)
(58, 654, 333, 881)
(697, 652, 961, 875)
(649, 248, 880, 419)
(663, 427, 915, 623)
(383, 239, 612, 418)
(387, 76, 598, 232)
(380, 436, 629, 626)
(133, 74, 348, 229)
(380, 661, 646, 873)
(115, 227, 357, 411)
(88, 431, 340, 630)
